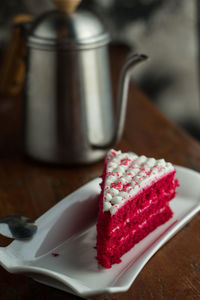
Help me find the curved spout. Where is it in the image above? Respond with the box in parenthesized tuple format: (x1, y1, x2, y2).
(115, 53, 148, 144)
(92, 53, 148, 150)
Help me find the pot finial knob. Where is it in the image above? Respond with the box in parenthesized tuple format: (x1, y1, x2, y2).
(52, 0, 82, 14)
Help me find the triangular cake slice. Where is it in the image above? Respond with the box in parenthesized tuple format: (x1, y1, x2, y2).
(96, 149, 179, 268)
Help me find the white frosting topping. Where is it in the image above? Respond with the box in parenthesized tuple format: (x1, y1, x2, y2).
(103, 149, 174, 215)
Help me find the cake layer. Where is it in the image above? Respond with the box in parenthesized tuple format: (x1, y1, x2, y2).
(97, 204, 172, 268)
(108, 200, 170, 238)
(99, 202, 171, 251)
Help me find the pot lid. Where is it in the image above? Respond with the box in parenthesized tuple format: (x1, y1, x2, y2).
(27, 9, 110, 50)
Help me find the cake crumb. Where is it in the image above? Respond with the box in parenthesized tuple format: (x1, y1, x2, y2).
(51, 253, 59, 257)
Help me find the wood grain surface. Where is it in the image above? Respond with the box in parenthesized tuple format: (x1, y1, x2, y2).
(0, 44, 200, 300)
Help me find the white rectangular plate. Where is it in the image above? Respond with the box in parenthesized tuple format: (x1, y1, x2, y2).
(0, 165, 200, 298)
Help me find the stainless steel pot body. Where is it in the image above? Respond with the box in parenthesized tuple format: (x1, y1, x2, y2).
(23, 45, 114, 164)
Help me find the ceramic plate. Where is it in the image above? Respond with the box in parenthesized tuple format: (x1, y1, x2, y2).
(1, 165, 200, 298)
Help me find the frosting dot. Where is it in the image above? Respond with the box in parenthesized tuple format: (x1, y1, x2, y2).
(126, 186, 133, 193)
(145, 166, 151, 172)
(134, 175, 142, 183)
(110, 188, 119, 196)
(131, 181, 137, 188)
(127, 168, 135, 175)
(157, 159, 166, 167)
(105, 193, 112, 201)
(132, 167, 140, 174)
(120, 177, 127, 184)
(104, 201, 112, 211)
(111, 196, 122, 205)
(114, 166, 124, 174)
(134, 185, 140, 193)
(109, 162, 118, 170)
(166, 162, 172, 168)
(106, 176, 113, 184)
(147, 158, 156, 167)
(119, 191, 128, 198)
(139, 171, 146, 177)
(110, 205, 119, 215)
(138, 155, 147, 164)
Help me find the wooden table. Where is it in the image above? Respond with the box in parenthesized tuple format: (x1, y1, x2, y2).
(1, 44, 200, 300)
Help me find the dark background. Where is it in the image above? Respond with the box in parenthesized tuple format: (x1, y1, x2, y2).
(0, 0, 199, 140)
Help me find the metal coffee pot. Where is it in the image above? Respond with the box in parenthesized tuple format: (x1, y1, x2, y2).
(23, 0, 147, 164)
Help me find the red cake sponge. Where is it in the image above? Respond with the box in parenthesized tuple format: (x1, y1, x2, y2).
(96, 149, 179, 268)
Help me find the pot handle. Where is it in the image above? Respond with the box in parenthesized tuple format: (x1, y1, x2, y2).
(0, 14, 32, 96)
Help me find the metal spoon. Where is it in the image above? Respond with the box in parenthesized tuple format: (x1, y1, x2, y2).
(0, 216, 37, 239)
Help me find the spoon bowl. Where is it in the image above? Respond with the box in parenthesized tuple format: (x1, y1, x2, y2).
(0, 216, 37, 239)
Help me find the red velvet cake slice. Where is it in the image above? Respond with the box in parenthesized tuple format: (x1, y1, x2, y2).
(96, 149, 179, 268)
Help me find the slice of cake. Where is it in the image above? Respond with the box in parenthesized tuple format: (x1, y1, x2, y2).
(96, 149, 179, 268)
